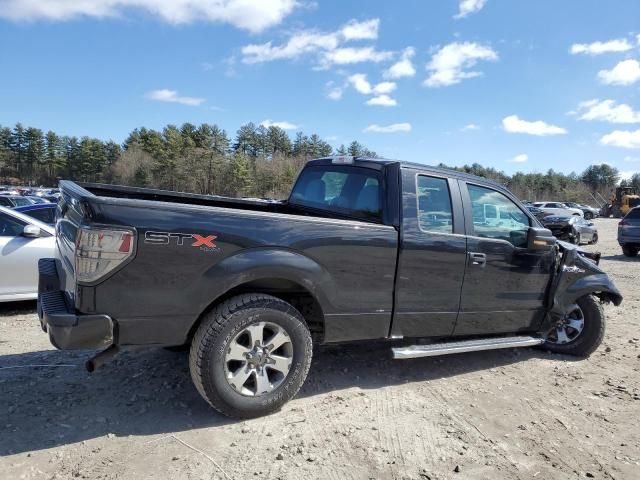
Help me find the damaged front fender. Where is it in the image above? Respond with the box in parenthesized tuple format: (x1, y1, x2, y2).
(544, 241, 622, 330)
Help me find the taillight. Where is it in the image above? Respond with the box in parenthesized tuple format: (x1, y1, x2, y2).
(75, 227, 135, 283)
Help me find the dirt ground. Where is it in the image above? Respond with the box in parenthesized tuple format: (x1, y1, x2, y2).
(1, 217, 638, 480)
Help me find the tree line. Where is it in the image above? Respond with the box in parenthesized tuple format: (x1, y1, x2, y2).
(1, 121, 638, 203)
(0, 122, 375, 199)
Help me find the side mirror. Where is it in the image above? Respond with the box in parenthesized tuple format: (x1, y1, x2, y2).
(527, 227, 556, 250)
(22, 224, 42, 238)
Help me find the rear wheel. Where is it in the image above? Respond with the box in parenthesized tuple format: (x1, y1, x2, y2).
(584, 211, 594, 220)
(622, 245, 639, 257)
(542, 295, 604, 357)
(189, 294, 312, 418)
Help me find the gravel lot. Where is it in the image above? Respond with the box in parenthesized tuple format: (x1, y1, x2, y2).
(1, 217, 638, 480)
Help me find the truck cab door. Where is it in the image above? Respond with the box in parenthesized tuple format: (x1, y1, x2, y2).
(454, 181, 555, 335)
(390, 169, 467, 338)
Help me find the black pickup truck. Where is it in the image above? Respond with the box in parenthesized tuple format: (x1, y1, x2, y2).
(38, 157, 622, 418)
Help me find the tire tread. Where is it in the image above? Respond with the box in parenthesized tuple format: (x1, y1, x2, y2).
(189, 294, 312, 418)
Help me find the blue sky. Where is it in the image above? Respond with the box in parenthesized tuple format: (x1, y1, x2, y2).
(1, 0, 639, 179)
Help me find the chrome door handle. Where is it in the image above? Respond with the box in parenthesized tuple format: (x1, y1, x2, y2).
(468, 252, 487, 267)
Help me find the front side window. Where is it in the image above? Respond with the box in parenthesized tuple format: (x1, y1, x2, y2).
(467, 184, 530, 247)
(290, 166, 382, 221)
(416, 175, 453, 233)
(0, 212, 26, 237)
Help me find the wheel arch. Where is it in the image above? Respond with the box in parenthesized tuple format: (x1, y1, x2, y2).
(187, 248, 332, 344)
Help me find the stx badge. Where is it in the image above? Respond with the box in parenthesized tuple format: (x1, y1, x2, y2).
(144, 231, 219, 251)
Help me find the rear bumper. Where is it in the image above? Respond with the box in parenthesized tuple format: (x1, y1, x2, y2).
(37, 258, 114, 350)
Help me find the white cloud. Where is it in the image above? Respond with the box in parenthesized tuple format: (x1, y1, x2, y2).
(511, 153, 528, 163)
(347, 73, 372, 94)
(0, 0, 298, 33)
(384, 47, 416, 79)
(325, 81, 344, 100)
(424, 42, 498, 87)
(241, 31, 340, 64)
(575, 99, 640, 124)
(624, 156, 640, 162)
(600, 129, 640, 149)
(366, 95, 397, 107)
(619, 170, 639, 182)
(364, 123, 411, 133)
(570, 39, 634, 55)
(260, 119, 299, 130)
(461, 123, 480, 131)
(241, 18, 385, 65)
(372, 81, 396, 94)
(341, 18, 379, 40)
(347, 73, 396, 93)
(598, 59, 640, 86)
(454, 0, 487, 19)
(321, 47, 392, 66)
(146, 89, 204, 106)
(502, 115, 567, 136)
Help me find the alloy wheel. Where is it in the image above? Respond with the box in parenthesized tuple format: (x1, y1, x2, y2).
(224, 322, 293, 396)
(545, 304, 585, 345)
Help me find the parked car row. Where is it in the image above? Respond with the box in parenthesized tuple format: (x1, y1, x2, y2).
(540, 215, 598, 245)
(0, 187, 58, 226)
(523, 200, 601, 220)
(0, 186, 60, 203)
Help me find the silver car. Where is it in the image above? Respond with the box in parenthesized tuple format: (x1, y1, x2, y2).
(0, 206, 55, 302)
(618, 207, 640, 257)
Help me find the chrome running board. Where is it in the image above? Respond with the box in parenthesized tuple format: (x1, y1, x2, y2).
(392, 336, 544, 359)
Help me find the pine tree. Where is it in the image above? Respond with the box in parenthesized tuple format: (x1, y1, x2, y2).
(347, 141, 363, 157)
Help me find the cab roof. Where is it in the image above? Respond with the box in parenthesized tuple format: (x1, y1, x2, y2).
(308, 156, 508, 192)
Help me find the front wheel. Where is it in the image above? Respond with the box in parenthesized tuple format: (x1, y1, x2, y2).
(542, 295, 604, 357)
(584, 211, 594, 220)
(189, 294, 313, 418)
(572, 231, 581, 245)
(590, 233, 598, 245)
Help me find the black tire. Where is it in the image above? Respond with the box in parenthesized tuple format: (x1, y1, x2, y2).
(622, 245, 639, 257)
(189, 294, 312, 418)
(572, 231, 581, 245)
(543, 295, 604, 357)
(590, 233, 598, 245)
(164, 344, 189, 352)
(584, 211, 593, 220)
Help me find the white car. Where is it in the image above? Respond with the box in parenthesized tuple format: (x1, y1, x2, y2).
(532, 202, 584, 217)
(0, 206, 55, 302)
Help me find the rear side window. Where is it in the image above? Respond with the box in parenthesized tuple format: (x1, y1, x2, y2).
(290, 165, 382, 221)
(25, 207, 56, 225)
(416, 175, 453, 233)
(12, 197, 32, 207)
